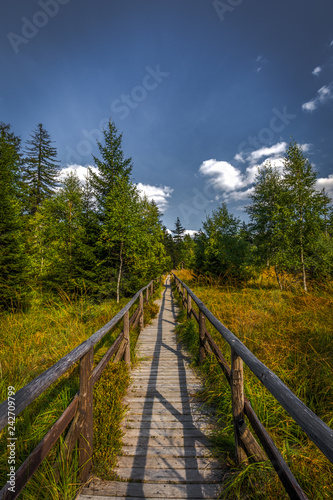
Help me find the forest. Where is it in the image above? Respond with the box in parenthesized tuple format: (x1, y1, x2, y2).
(1, 119, 333, 312)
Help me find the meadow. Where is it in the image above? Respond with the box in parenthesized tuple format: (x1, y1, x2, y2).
(173, 269, 333, 500)
(0, 287, 160, 499)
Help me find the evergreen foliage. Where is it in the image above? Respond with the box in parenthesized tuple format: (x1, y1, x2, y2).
(0, 123, 27, 308)
(23, 123, 60, 214)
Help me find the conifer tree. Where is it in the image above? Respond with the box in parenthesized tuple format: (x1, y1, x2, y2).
(89, 119, 132, 217)
(23, 123, 60, 214)
(0, 123, 27, 308)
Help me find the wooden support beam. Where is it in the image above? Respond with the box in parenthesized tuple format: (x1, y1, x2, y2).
(187, 291, 192, 318)
(139, 292, 144, 329)
(231, 348, 248, 465)
(199, 310, 206, 365)
(78, 347, 94, 483)
(123, 310, 130, 367)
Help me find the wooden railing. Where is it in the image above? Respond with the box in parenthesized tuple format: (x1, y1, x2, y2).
(0, 279, 159, 500)
(172, 273, 333, 500)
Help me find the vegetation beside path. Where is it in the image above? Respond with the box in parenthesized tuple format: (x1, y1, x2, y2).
(0, 285, 161, 499)
(173, 269, 333, 500)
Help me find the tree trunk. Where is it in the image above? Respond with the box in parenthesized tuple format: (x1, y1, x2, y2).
(274, 265, 283, 290)
(116, 240, 123, 303)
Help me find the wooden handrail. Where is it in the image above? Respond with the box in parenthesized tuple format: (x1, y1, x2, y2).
(172, 273, 333, 500)
(0, 277, 160, 500)
(172, 273, 333, 463)
(0, 280, 155, 432)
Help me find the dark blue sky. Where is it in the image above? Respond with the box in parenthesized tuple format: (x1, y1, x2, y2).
(1, 0, 333, 231)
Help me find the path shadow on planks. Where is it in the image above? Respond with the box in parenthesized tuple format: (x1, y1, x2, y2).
(124, 279, 219, 498)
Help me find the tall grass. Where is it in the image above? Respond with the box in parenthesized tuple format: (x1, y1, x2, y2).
(173, 270, 333, 499)
(0, 284, 161, 499)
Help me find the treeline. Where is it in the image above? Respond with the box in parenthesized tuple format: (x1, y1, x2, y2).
(169, 140, 333, 290)
(0, 120, 171, 310)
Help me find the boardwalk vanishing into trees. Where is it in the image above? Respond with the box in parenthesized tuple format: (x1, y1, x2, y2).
(78, 277, 224, 499)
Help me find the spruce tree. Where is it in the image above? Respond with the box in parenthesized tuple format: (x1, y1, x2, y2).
(23, 123, 60, 214)
(89, 119, 133, 217)
(0, 123, 27, 308)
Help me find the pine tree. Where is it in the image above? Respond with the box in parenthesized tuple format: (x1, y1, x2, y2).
(171, 217, 186, 268)
(89, 119, 133, 217)
(0, 123, 27, 308)
(23, 123, 60, 214)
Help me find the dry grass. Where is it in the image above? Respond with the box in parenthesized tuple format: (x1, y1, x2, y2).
(174, 269, 333, 499)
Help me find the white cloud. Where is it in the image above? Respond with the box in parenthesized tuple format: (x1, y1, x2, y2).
(316, 174, 333, 200)
(312, 66, 322, 76)
(200, 142, 315, 208)
(136, 183, 173, 211)
(199, 159, 246, 191)
(60, 164, 98, 182)
(247, 142, 287, 164)
(302, 83, 333, 112)
(184, 230, 197, 238)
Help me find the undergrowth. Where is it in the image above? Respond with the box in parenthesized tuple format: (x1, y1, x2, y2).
(173, 270, 333, 500)
(0, 282, 162, 499)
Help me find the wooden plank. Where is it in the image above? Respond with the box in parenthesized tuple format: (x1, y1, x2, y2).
(121, 445, 214, 458)
(114, 467, 224, 483)
(122, 436, 212, 447)
(0, 395, 78, 500)
(123, 428, 209, 438)
(115, 456, 220, 469)
(79, 480, 221, 498)
(173, 273, 333, 464)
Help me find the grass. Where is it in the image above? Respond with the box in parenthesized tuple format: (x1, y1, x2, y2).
(173, 269, 333, 500)
(0, 283, 162, 499)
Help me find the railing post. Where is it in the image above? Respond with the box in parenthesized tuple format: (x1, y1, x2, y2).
(199, 310, 206, 364)
(123, 310, 130, 367)
(78, 346, 94, 482)
(231, 347, 248, 465)
(139, 292, 144, 329)
(145, 286, 149, 303)
(187, 290, 192, 318)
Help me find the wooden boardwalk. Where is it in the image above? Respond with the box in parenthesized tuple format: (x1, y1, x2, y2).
(78, 277, 224, 499)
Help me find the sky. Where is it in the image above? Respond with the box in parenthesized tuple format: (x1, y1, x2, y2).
(1, 0, 333, 233)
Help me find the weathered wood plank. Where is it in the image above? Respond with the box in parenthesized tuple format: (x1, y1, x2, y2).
(79, 480, 222, 498)
(113, 467, 223, 483)
(115, 456, 220, 469)
(121, 445, 214, 458)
